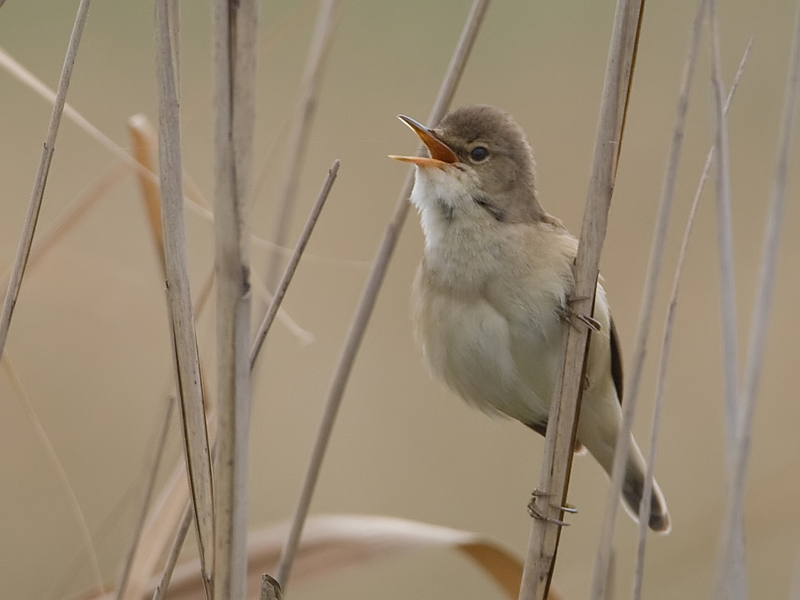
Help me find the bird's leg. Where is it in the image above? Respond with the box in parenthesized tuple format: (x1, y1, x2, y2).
(527, 489, 577, 526)
(558, 295, 601, 332)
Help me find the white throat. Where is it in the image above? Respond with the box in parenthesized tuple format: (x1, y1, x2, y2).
(409, 166, 501, 290)
(409, 166, 473, 253)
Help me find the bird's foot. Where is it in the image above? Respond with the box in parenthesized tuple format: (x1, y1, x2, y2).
(558, 296, 601, 332)
(528, 502, 570, 526)
(527, 489, 577, 526)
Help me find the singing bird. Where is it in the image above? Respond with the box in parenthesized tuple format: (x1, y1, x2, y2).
(390, 105, 670, 533)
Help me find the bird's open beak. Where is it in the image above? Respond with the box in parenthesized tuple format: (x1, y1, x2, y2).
(389, 115, 458, 169)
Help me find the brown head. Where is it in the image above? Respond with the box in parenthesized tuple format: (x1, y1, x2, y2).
(390, 105, 545, 223)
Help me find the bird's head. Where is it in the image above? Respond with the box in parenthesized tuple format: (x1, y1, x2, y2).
(390, 105, 543, 224)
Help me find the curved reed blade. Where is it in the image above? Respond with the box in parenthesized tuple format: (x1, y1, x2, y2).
(128, 115, 166, 277)
(90, 516, 528, 600)
(155, 1, 215, 595)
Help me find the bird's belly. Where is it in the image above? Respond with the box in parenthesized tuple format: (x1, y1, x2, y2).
(417, 294, 564, 425)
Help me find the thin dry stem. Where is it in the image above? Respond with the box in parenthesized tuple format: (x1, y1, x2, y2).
(179, 0, 317, 128)
(0, 0, 92, 360)
(708, 0, 746, 597)
(264, 0, 342, 293)
(127, 111, 313, 347)
(273, 0, 491, 589)
(587, 13, 650, 600)
(520, 2, 645, 599)
(119, 466, 191, 600)
(142, 155, 337, 596)
(0, 53, 350, 286)
(719, 2, 800, 598)
(152, 504, 194, 600)
(118, 265, 222, 600)
(578, 0, 704, 591)
(251, 160, 339, 368)
(622, 0, 703, 539)
(212, 0, 259, 598)
(155, 0, 215, 593)
(249, 271, 314, 344)
(732, 0, 800, 504)
(709, 0, 740, 470)
(115, 397, 176, 600)
(632, 38, 752, 600)
(627, 0, 706, 564)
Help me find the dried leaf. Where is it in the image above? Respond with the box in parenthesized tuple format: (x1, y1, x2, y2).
(86, 515, 531, 600)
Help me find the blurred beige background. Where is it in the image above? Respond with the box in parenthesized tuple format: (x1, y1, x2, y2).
(1, 0, 799, 598)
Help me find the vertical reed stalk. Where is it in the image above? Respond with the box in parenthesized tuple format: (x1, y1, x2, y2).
(632, 38, 752, 600)
(708, 0, 740, 475)
(707, 0, 747, 597)
(155, 0, 215, 595)
(212, 0, 259, 598)
(732, 0, 800, 511)
(148, 161, 336, 598)
(586, 14, 648, 600)
(717, 1, 800, 597)
(519, 1, 645, 598)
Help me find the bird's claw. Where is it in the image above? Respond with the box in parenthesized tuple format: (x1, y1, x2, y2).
(527, 489, 577, 526)
(528, 502, 571, 526)
(559, 297, 601, 332)
(576, 313, 601, 332)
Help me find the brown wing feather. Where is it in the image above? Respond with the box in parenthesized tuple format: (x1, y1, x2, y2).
(609, 315, 624, 404)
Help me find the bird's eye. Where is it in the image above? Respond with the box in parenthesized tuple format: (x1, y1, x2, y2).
(470, 146, 489, 162)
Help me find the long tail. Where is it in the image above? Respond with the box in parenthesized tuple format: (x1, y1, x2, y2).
(579, 409, 671, 533)
(619, 438, 671, 533)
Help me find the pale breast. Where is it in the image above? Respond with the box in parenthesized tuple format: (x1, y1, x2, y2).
(412, 266, 559, 425)
(410, 215, 583, 427)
